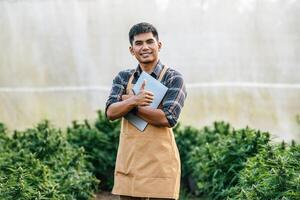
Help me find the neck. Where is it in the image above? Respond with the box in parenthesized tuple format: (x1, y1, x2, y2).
(139, 60, 159, 74)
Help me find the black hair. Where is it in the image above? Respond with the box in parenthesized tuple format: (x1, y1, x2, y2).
(129, 22, 159, 45)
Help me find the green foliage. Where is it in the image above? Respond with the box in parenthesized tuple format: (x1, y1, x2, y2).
(3, 113, 299, 200)
(188, 122, 270, 199)
(227, 141, 300, 200)
(0, 122, 9, 152)
(174, 124, 202, 193)
(67, 111, 120, 190)
(0, 121, 98, 200)
(179, 187, 204, 200)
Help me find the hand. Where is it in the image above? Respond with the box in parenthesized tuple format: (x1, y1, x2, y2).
(122, 93, 134, 101)
(121, 87, 135, 101)
(133, 80, 154, 106)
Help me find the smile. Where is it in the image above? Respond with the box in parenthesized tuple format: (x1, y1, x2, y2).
(140, 53, 152, 56)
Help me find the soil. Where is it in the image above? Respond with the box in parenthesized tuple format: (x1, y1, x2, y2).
(95, 191, 119, 200)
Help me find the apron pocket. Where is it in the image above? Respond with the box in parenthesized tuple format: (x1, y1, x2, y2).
(134, 138, 174, 178)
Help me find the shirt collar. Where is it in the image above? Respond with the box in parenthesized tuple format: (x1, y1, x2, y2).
(134, 60, 164, 79)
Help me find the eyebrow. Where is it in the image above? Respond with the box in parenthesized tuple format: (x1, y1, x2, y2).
(134, 38, 155, 44)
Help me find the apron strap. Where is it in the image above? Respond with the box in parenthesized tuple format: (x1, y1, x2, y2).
(158, 65, 169, 82)
(126, 71, 135, 94)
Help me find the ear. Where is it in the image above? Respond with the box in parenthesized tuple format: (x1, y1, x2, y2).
(158, 41, 162, 51)
(129, 46, 135, 56)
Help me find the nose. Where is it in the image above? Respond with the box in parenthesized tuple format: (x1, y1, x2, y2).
(141, 43, 150, 51)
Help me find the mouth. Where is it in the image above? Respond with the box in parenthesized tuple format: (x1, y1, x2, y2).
(140, 52, 152, 57)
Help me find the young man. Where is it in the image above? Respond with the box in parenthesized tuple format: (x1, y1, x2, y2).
(105, 22, 187, 200)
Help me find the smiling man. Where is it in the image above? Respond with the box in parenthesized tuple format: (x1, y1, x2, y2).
(105, 22, 187, 200)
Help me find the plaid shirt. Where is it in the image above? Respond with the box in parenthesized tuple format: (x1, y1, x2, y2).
(105, 60, 187, 127)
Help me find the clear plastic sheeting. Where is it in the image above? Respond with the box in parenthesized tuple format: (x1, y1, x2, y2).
(0, 0, 299, 141)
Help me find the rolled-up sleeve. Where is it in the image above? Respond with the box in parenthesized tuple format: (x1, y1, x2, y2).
(105, 71, 126, 115)
(162, 72, 187, 127)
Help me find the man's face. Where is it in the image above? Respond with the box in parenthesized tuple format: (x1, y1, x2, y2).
(129, 32, 162, 65)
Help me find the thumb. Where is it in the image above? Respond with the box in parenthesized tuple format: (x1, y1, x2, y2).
(140, 79, 146, 90)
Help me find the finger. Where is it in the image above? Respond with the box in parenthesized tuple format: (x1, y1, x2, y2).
(143, 98, 153, 104)
(145, 91, 154, 96)
(140, 79, 146, 90)
(145, 97, 153, 102)
(146, 95, 154, 101)
(145, 99, 153, 104)
(141, 102, 151, 106)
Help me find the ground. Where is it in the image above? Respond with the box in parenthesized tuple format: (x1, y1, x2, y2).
(95, 192, 119, 200)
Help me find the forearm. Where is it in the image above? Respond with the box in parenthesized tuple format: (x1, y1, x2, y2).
(106, 98, 136, 120)
(107, 88, 154, 121)
(136, 106, 170, 127)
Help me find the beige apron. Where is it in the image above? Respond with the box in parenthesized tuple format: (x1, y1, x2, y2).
(112, 66, 181, 199)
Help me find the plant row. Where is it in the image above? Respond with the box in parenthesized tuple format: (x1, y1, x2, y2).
(1, 111, 299, 199)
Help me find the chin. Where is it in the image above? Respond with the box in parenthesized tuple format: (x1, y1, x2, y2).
(140, 58, 156, 64)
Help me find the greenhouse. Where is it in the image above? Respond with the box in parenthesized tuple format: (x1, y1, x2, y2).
(0, 0, 299, 199)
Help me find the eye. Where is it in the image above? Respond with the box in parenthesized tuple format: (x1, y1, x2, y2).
(146, 39, 155, 44)
(135, 41, 143, 46)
